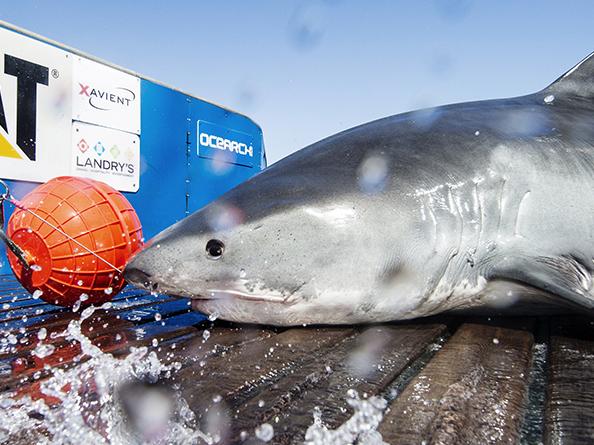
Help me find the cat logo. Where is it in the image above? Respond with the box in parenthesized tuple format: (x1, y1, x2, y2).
(0, 24, 139, 190)
(0, 54, 49, 161)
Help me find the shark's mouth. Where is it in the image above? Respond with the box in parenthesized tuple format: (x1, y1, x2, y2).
(132, 274, 302, 305)
(196, 289, 291, 304)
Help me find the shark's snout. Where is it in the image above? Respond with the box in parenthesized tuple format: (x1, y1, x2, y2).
(124, 265, 153, 287)
(124, 249, 160, 292)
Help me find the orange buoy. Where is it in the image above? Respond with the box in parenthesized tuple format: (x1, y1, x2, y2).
(6, 176, 143, 307)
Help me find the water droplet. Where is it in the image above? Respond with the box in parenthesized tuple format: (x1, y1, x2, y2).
(212, 394, 222, 403)
(152, 338, 159, 347)
(258, 400, 265, 408)
(81, 306, 95, 320)
(155, 313, 162, 321)
(7, 334, 17, 345)
(33, 343, 55, 358)
(208, 311, 219, 322)
(239, 268, 247, 278)
(2, 303, 9, 310)
(544, 94, 555, 104)
(77, 280, 83, 286)
(357, 153, 389, 194)
(202, 330, 210, 342)
(32, 289, 43, 299)
(255, 423, 274, 442)
(492, 338, 500, 345)
(288, 2, 327, 51)
(72, 300, 81, 312)
(474, 130, 480, 136)
(80, 293, 89, 301)
(37, 328, 47, 340)
(30, 264, 42, 272)
(104, 287, 113, 295)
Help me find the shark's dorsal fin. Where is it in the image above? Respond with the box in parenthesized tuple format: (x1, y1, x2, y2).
(544, 51, 594, 99)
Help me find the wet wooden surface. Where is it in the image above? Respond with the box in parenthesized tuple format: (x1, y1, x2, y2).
(545, 316, 594, 445)
(379, 322, 534, 445)
(1, 275, 594, 444)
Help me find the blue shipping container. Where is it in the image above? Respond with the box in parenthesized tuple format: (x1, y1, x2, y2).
(0, 20, 265, 276)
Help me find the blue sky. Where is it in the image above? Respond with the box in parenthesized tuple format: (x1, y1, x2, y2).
(2, 1, 594, 163)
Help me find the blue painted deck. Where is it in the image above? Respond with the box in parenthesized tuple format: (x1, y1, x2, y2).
(0, 274, 206, 387)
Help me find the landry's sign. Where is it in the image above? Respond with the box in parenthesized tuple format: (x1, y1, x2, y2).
(72, 122, 140, 192)
(0, 26, 141, 192)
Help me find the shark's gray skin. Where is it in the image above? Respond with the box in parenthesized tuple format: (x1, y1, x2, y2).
(126, 52, 594, 326)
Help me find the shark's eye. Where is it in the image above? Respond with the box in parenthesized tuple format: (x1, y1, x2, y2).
(206, 239, 225, 259)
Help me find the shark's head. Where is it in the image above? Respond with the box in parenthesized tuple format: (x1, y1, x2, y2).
(125, 131, 441, 325)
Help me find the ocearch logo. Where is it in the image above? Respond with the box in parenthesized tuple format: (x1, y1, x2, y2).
(199, 132, 253, 157)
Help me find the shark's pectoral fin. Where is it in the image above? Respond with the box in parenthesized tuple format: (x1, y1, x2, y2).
(488, 253, 594, 310)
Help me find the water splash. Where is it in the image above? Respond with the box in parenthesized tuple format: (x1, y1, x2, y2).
(0, 303, 211, 445)
(0, 307, 392, 444)
(304, 390, 388, 445)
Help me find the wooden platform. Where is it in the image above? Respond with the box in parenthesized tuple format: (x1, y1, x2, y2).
(1, 273, 594, 444)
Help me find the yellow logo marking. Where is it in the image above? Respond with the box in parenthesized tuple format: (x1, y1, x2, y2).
(0, 132, 22, 159)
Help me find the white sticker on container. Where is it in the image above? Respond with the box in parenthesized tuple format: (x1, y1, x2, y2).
(73, 56, 140, 135)
(71, 121, 140, 192)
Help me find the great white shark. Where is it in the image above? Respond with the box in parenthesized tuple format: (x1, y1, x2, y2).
(126, 52, 594, 325)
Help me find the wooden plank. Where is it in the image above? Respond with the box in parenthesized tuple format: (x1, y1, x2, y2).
(379, 322, 534, 445)
(155, 321, 278, 369)
(544, 316, 594, 445)
(174, 324, 446, 444)
(173, 327, 355, 442)
(261, 324, 446, 445)
(175, 326, 353, 402)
